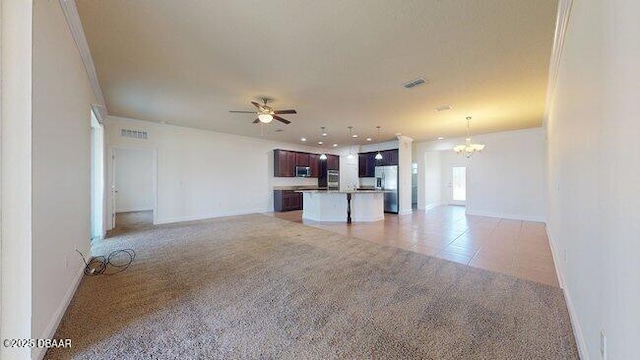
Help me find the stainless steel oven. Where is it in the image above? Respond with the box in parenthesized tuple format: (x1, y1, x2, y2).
(327, 170, 339, 189)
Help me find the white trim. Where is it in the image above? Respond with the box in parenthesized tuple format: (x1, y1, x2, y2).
(58, 0, 108, 119)
(465, 210, 545, 223)
(115, 207, 154, 213)
(397, 209, 413, 215)
(33, 264, 84, 360)
(543, 0, 573, 127)
(546, 226, 589, 360)
(155, 207, 272, 225)
(424, 203, 442, 211)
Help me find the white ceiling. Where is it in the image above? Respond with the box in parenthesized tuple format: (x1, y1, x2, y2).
(77, 0, 558, 146)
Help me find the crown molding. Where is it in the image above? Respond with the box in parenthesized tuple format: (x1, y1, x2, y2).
(58, 0, 108, 119)
(543, 0, 573, 127)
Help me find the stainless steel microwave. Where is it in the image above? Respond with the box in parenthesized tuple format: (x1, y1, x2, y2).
(295, 166, 311, 177)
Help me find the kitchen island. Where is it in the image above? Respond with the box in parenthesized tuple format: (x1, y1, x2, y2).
(297, 190, 385, 223)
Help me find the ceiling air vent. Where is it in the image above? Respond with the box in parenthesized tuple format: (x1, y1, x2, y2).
(120, 129, 148, 140)
(435, 105, 453, 112)
(402, 77, 427, 89)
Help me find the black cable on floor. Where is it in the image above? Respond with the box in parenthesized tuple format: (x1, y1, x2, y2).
(75, 249, 136, 276)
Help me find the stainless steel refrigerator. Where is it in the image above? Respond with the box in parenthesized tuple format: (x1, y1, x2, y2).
(375, 165, 399, 213)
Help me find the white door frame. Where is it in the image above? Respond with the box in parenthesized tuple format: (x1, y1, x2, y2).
(106, 146, 158, 230)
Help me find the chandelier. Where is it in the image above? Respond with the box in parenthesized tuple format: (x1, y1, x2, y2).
(453, 116, 485, 158)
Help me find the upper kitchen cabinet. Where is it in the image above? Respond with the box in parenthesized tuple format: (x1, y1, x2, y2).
(358, 153, 375, 177)
(327, 154, 340, 170)
(381, 149, 399, 166)
(358, 149, 398, 177)
(274, 149, 296, 177)
(295, 152, 310, 166)
(309, 153, 320, 177)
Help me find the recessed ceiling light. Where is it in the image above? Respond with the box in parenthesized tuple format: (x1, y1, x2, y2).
(332, 144, 338, 147)
(300, 137, 306, 142)
(366, 138, 372, 142)
(437, 136, 445, 140)
(322, 133, 327, 137)
(318, 141, 323, 145)
(352, 134, 358, 138)
(435, 105, 453, 112)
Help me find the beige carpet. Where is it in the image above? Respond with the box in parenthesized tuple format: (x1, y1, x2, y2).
(46, 214, 578, 359)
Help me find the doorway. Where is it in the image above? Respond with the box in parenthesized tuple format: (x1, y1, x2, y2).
(108, 147, 157, 232)
(411, 162, 418, 209)
(448, 166, 467, 206)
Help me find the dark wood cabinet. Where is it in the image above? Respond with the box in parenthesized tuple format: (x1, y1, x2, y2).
(274, 149, 296, 177)
(381, 149, 399, 166)
(327, 155, 340, 170)
(295, 152, 310, 166)
(274, 149, 338, 178)
(358, 152, 377, 177)
(274, 190, 303, 212)
(358, 149, 398, 177)
(309, 154, 320, 177)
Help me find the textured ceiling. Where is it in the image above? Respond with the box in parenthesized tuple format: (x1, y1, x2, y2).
(77, 0, 558, 146)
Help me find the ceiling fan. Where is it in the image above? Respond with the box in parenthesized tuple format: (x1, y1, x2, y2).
(229, 98, 297, 124)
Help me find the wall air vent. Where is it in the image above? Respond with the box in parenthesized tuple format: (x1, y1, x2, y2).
(402, 78, 427, 89)
(120, 129, 148, 140)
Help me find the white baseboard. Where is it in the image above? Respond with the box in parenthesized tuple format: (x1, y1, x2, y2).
(546, 226, 590, 360)
(115, 207, 153, 213)
(424, 203, 442, 211)
(155, 207, 271, 225)
(398, 209, 413, 215)
(33, 264, 85, 360)
(465, 209, 546, 222)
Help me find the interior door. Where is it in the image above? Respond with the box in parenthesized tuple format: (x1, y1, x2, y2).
(448, 166, 467, 206)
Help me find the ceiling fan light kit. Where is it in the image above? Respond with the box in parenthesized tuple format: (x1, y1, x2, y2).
(453, 116, 485, 158)
(230, 98, 297, 125)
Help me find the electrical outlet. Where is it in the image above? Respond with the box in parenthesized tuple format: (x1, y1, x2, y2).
(600, 330, 607, 360)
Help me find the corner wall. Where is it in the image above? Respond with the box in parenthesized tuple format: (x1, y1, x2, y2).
(546, 0, 640, 358)
(31, 2, 97, 358)
(1, 1, 33, 359)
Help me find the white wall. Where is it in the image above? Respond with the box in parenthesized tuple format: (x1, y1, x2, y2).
(114, 148, 154, 212)
(90, 112, 105, 239)
(106, 116, 328, 224)
(31, 2, 97, 359)
(546, 0, 640, 358)
(414, 128, 546, 221)
(423, 151, 442, 209)
(1, 1, 33, 359)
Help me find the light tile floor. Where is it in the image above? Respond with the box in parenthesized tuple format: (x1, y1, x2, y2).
(271, 205, 560, 287)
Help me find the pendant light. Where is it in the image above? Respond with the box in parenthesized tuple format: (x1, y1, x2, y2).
(319, 126, 328, 160)
(347, 126, 355, 159)
(453, 116, 485, 158)
(374, 126, 383, 160)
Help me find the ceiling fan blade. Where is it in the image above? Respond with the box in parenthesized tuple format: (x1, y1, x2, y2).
(250, 101, 261, 109)
(229, 110, 256, 113)
(253, 118, 260, 124)
(273, 109, 297, 114)
(273, 115, 291, 124)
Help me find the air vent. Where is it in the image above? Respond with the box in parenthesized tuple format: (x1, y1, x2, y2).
(402, 78, 427, 89)
(120, 129, 148, 140)
(435, 105, 453, 112)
